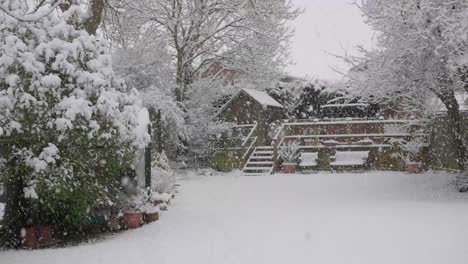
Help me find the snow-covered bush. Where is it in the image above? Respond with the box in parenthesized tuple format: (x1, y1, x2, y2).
(0, 3, 148, 245)
(400, 137, 427, 163)
(115, 187, 152, 213)
(280, 142, 301, 164)
(183, 79, 233, 162)
(112, 37, 186, 159)
(151, 152, 176, 194)
(385, 124, 427, 163)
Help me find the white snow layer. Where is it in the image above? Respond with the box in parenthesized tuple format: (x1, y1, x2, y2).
(242, 88, 284, 108)
(133, 108, 151, 149)
(1, 171, 468, 264)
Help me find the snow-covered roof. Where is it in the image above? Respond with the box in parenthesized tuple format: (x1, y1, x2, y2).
(242, 88, 284, 108)
(214, 88, 284, 120)
(321, 103, 369, 109)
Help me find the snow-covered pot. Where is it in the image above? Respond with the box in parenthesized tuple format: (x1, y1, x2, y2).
(20, 227, 38, 249)
(406, 162, 423, 174)
(37, 226, 53, 246)
(144, 212, 160, 223)
(283, 163, 297, 174)
(124, 212, 144, 229)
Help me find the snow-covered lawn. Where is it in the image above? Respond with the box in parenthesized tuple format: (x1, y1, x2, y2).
(1, 171, 468, 264)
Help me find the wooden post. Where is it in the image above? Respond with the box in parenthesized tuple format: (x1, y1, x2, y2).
(145, 124, 152, 189)
(272, 138, 279, 174)
(313, 126, 318, 146)
(156, 110, 163, 154)
(347, 125, 353, 145)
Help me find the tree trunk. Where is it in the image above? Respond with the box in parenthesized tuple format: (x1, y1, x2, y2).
(175, 49, 196, 103)
(175, 51, 185, 102)
(438, 91, 468, 191)
(60, 0, 105, 35)
(440, 92, 465, 167)
(83, 0, 105, 35)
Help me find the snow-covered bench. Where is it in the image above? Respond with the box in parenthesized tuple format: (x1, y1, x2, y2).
(299, 152, 319, 172)
(330, 151, 369, 172)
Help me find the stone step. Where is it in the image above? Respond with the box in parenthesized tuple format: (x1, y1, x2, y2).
(243, 167, 272, 171)
(246, 161, 274, 165)
(256, 146, 274, 150)
(253, 151, 274, 155)
(250, 156, 273, 160)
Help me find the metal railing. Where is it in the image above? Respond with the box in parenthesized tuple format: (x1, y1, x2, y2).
(212, 123, 259, 165)
(273, 118, 422, 149)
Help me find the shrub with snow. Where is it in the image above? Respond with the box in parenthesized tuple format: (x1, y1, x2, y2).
(280, 142, 301, 164)
(152, 152, 176, 194)
(0, 3, 148, 246)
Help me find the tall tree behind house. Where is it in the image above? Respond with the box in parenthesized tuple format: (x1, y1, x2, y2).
(348, 0, 468, 191)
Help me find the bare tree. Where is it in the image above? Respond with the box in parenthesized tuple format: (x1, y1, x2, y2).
(349, 0, 468, 190)
(104, 0, 301, 102)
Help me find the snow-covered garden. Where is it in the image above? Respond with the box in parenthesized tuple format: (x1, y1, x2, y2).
(1, 0, 468, 262)
(1, 171, 468, 264)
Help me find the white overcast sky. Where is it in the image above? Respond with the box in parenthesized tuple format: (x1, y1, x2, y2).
(287, 0, 376, 81)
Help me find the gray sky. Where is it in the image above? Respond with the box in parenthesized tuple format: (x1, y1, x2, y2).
(288, 0, 376, 81)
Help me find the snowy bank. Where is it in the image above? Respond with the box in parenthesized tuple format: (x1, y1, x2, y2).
(1, 171, 468, 264)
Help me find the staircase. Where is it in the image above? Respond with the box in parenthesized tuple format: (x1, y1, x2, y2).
(242, 146, 275, 176)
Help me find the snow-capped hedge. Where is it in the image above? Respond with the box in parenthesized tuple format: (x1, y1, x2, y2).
(0, 2, 149, 244)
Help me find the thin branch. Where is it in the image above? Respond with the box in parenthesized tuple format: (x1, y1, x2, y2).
(0, 1, 61, 22)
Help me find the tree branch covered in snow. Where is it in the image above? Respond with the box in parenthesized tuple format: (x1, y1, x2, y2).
(104, 0, 301, 102)
(0, 1, 148, 246)
(347, 0, 468, 189)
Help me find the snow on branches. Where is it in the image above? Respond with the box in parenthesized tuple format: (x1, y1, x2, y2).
(0, 0, 149, 233)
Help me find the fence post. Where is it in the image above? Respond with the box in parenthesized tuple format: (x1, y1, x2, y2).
(145, 123, 152, 189)
(272, 138, 279, 174)
(156, 110, 163, 154)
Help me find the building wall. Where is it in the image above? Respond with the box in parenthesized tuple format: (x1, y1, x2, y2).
(219, 91, 286, 145)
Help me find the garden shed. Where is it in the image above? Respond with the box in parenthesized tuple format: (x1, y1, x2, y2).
(216, 88, 287, 145)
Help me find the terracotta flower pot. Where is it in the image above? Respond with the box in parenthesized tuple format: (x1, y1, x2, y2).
(124, 212, 144, 229)
(21, 227, 38, 249)
(37, 226, 53, 246)
(144, 212, 159, 223)
(283, 163, 297, 174)
(406, 162, 423, 174)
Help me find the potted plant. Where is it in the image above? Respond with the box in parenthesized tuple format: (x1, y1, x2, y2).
(386, 124, 426, 173)
(141, 203, 160, 224)
(124, 211, 144, 229)
(21, 202, 54, 248)
(280, 142, 300, 174)
(20, 226, 38, 249)
(20, 222, 53, 248)
(36, 225, 53, 246)
(399, 137, 426, 173)
(406, 162, 423, 173)
(119, 189, 146, 229)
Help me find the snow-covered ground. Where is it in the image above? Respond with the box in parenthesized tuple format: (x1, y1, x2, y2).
(2, 171, 468, 264)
